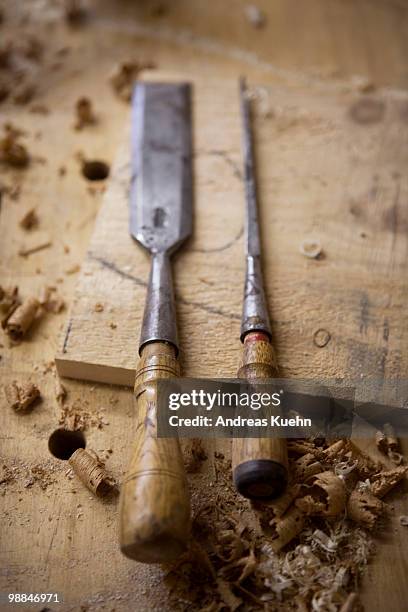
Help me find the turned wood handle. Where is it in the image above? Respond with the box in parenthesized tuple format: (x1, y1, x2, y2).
(232, 332, 288, 500)
(119, 342, 190, 563)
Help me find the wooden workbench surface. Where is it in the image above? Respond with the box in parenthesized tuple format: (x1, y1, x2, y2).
(1, 1, 407, 610)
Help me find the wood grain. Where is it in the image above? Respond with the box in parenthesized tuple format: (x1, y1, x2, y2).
(1, 1, 408, 610)
(119, 342, 190, 563)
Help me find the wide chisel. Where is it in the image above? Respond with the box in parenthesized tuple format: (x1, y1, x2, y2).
(119, 82, 192, 563)
(232, 78, 289, 501)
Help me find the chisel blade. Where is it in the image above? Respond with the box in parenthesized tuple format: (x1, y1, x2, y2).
(129, 82, 193, 254)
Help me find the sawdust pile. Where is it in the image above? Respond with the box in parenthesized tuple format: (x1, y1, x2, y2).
(168, 440, 406, 610)
(59, 399, 109, 431)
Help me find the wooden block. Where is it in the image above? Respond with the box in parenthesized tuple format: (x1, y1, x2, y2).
(55, 74, 408, 386)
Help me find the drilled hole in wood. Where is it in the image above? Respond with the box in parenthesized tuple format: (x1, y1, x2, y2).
(81, 160, 110, 181)
(48, 428, 86, 460)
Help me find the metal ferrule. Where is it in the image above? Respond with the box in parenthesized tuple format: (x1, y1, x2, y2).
(139, 251, 178, 354)
(240, 254, 272, 342)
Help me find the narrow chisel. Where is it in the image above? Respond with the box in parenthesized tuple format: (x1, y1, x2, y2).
(119, 82, 192, 563)
(232, 78, 289, 500)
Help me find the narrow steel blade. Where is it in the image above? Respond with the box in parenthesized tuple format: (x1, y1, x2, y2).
(239, 77, 261, 258)
(239, 77, 272, 340)
(129, 82, 193, 254)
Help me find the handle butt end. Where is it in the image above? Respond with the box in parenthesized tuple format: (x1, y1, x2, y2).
(233, 459, 288, 501)
(120, 528, 188, 564)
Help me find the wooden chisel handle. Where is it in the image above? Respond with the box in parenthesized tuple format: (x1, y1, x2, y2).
(119, 342, 190, 563)
(232, 332, 288, 500)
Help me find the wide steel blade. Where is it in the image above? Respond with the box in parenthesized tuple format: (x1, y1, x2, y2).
(129, 82, 193, 254)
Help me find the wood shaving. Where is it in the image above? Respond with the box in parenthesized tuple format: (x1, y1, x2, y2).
(0, 285, 20, 327)
(339, 592, 361, 612)
(68, 449, 116, 497)
(253, 484, 301, 518)
(347, 488, 384, 529)
(296, 471, 346, 517)
(19, 207, 38, 230)
(55, 377, 67, 405)
(313, 328, 331, 348)
(74, 97, 97, 130)
(292, 453, 323, 481)
(268, 506, 305, 552)
(0, 123, 30, 168)
(39, 286, 65, 313)
(370, 466, 407, 498)
(3, 296, 40, 340)
(376, 422, 398, 457)
(299, 238, 322, 259)
(94, 302, 104, 312)
(65, 264, 80, 274)
(109, 60, 156, 102)
(4, 381, 41, 412)
(168, 449, 376, 610)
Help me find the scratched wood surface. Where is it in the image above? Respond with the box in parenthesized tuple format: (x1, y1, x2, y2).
(1, 1, 408, 611)
(56, 72, 408, 387)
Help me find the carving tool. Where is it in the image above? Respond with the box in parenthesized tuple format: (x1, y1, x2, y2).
(119, 82, 192, 563)
(232, 78, 289, 500)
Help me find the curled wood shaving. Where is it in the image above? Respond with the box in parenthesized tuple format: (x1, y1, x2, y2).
(347, 488, 384, 529)
(4, 381, 41, 412)
(334, 459, 358, 478)
(339, 592, 360, 612)
(3, 296, 40, 340)
(292, 453, 323, 481)
(55, 377, 67, 405)
(254, 484, 301, 518)
(68, 448, 116, 497)
(216, 529, 244, 563)
(347, 442, 381, 479)
(74, 97, 97, 130)
(370, 466, 407, 498)
(0, 285, 19, 327)
(109, 60, 156, 102)
(299, 238, 322, 259)
(376, 423, 399, 455)
(296, 472, 346, 517)
(268, 506, 305, 552)
(388, 451, 403, 465)
(313, 328, 331, 348)
(288, 440, 318, 456)
(321, 439, 351, 462)
(39, 286, 65, 313)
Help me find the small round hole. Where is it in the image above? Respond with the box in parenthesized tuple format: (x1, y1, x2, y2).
(81, 160, 110, 181)
(48, 428, 86, 460)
